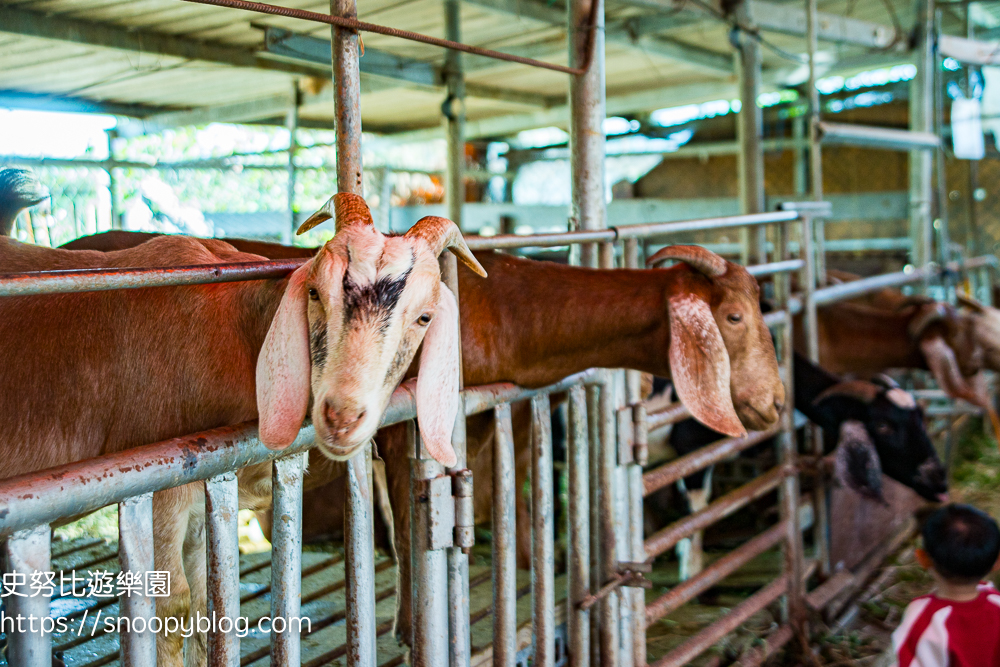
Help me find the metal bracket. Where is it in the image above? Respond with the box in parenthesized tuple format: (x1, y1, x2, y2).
(414, 468, 475, 552)
(617, 407, 634, 466)
(451, 468, 475, 554)
(617, 405, 649, 466)
(617, 561, 653, 590)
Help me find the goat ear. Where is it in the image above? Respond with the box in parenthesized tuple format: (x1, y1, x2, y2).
(667, 294, 747, 438)
(919, 336, 1000, 442)
(834, 420, 884, 502)
(415, 283, 460, 467)
(257, 262, 313, 449)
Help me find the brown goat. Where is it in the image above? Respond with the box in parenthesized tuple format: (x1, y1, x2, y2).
(0, 195, 483, 666)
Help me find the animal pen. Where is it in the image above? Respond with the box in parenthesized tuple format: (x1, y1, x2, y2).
(1, 0, 1000, 667)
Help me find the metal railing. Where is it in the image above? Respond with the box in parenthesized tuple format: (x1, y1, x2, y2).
(2, 201, 991, 667)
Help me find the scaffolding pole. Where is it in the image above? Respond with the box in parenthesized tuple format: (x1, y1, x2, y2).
(444, 0, 465, 229)
(735, 2, 766, 265)
(911, 0, 936, 271)
(569, 0, 606, 269)
(284, 85, 300, 246)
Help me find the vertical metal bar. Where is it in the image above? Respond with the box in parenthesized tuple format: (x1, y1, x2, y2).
(568, 0, 606, 269)
(493, 403, 517, 667)
(332, 0, 364, 196)
(6, 524, 51, 667)
(777, 321, 805, 625)
(332, 0, 374, 660)
(911, 0, 935, 270)
(106, 129, 119, 230)
(793, 116, 807, 196)
(440, 249, 471, 667)
(597, 377, 620, 666)
(347, 451, 377, 665)
(284, 86, 300, 246)
(531, 394, 556, 667)
(119, 493, 156, 667)
(735, 5, 766, 265)
(568, 385, 591, 667)
(933, 9, 950, 269)
(205, 472, 241, 666)
(410, 422, 450, 667)
(621, 239, 645, 665)
(445, 0, 465, 230)
(806, 0, 825, 285)
(586, 385, 602, 667)
(271, 453, 306, 666)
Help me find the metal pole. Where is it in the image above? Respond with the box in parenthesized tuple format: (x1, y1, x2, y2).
(806, 0, 826, 285)
(440, 247, 471, 667)
(793, 116, 807, 196)
(410, 423, 450, 666)
(493, 403, 517, 667)
(205, 472, 241, 666)
(568, 0, 606, 268)
(597, 377, 620, 666)
(106, 129, 119, 230)
(531, 394, 556, 667)
(777, 321, 805, 626)
(119, 493, 156, 667)
(6, 524, 51, 667)
(567, 384, 591, 667)
(271, 453, 306, 665)
(911, 0, 936, 270)
(934, 8, 951, 269)
(284, 86, 300, 246)
(735, 2, 766, 265)
(332, 0, 375, 660)
(587, 386, 602, 667)
(444, 0, 465, 229)
(622, 238, 646, 665)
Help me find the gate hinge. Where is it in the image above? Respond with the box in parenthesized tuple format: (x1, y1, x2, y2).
(617, 405, 649, 466)
(415, 468, 475, 553)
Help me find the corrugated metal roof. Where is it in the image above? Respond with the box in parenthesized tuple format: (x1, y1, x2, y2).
(0, 0, 928, 137)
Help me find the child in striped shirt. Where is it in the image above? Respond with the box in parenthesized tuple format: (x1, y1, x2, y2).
(892, 504, 1000, 667)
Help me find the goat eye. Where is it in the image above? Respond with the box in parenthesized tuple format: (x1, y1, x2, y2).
(417, 313, 433, 326)
(727, 313, 742, 324)
(308, 288, 319, 301)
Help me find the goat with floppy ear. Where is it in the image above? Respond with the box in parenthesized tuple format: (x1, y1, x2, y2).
(0, 192, 484, 666)
(257, 194, 484, 466)
(646, 245, 782, 437)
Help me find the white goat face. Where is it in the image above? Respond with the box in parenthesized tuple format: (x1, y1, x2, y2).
(256, 193, 486, 466)
(305, 226, 442, 458)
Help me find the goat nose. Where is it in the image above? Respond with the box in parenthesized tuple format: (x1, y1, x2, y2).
(773, 396, 784, 414)
(323, 400, 366, 436)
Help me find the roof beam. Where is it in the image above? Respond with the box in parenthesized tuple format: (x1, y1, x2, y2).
(0, 89, 173, 117)
(259, 27, 561, 107)
(747, 0, 897, 48)
(463, 0, 732, 74)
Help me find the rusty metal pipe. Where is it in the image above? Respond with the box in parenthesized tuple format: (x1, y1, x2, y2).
(6, 525, 51, 667)
(205, 472, 241, 665)
(177, 0, 589, 75)
(531, 394, 556, 667)
(119, 493, 156, 666)
(642, 426, 780, 497)
(493, 403, 517, 667)
(567, 385, 590, 667)
(648, 575, 789, 667)
(645, 522, 787, 626)
(0, 259, 303, 297)
(644, 465, 787, 560)
(271, 453, 306, 665)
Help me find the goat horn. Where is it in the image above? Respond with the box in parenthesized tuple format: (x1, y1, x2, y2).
(296, 193, 375, 235)
(908, 302, 949, 340)
(957, 292, 987, 313)
(405, 216, 487, 277)
(814, 380, 880, 405)
(646, 245, 727, 277)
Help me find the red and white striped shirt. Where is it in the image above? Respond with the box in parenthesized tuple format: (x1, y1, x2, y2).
(892, 583, 1000, 667)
